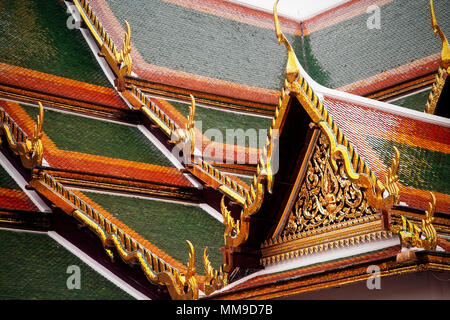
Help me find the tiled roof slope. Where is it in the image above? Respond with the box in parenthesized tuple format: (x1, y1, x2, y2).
(321, 95, 450, 213)
(0, 101, 193, 190)
(85, 0, 448, 106)
(75, 190, 225, 276)
(303, 0, 450, 88)
(0, 229, 133, 300)
(0, 165, 37, 212)
(212, 246, 402, 299)
(0, 0, 131, 116)
(0, 0, 111, 87)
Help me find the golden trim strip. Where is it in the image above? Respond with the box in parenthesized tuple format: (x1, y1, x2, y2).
(261, 220, 389, 266)
(36, 170, 199, 300)
(73, 0, 132, 80)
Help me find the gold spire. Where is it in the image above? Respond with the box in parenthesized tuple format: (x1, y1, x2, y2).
(273, 0, 300, 85)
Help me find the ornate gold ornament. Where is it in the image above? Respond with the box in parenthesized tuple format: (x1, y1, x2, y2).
(220, 196, 240, 244)
(273, 0, 300, 85)
(384, 146, 400, 205)
(425, 67, 447, 114)
(203, 247, 228, 295)
(273, 1, 400, 212)
(36, 171, 199, 300)
(165, 240, 199, 300)
(2, 102, 44, 169)
(391, 192, 437, 250)
(282, 132, 377, 236)
(430, 0, 450, 73)
(75, 0, 132, 78)
(425, 0, 449, 114)
(169, 95, 197, 163)
(115, 20, 133, 77)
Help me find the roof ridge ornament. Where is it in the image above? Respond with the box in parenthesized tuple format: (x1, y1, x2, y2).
(203, 247, 228, 295)
(391, 192, 437, 251)
(274, 0, 300, 85)
(1, 102, 44, 169)
(116, 20, 133, 77)
(430, 0, 450, 73)
(425, 0, 449, 114)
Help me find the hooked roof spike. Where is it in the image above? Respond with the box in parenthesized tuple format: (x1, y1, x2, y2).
(430, 0, 450, 73)
(274, 0, 300, 85)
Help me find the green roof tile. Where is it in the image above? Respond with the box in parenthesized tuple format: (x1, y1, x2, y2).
(0, 165, 20, 190)
(390, 90, 431, 111)
(21, 104, 173, 167)
(83, 191, 225, 274)
(0, 229, 132, 299)
(105, 0, 289, 90)
(170, 101, 272, 148)
(367, 136, 450, 195)
(303, 0, 450, 88)
(0, 0, 111, 87)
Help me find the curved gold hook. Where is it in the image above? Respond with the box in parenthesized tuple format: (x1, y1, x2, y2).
(430, 0, 450, 72)
(273, 0, 300, 84)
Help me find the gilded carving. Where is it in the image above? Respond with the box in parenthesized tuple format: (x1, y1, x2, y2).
(169, 95, 197, 164)
(430, 0, 450, 73)
(2, 102, 44, 169)
(282, 133, 377, 236)
(391, 192, 437, 250)
(203, 247, 228, 295)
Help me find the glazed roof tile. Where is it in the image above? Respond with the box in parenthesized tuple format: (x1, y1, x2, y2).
(0, 228, 132, 299)
(85, 0, 449, 105)
(321, 95, 450, 211)
(76, 190, 225, 276)
(300, 0, 450, 88)
(0, 0, 111, 87)
(214, 245, 401, 297)
(0, 165, 38, 212)
(390, 89, 432, 111)
(1, 101, 193, 188)
(0, 63, 128, 111)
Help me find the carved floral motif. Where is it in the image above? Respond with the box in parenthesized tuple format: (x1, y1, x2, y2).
(283, 133, 376, 236)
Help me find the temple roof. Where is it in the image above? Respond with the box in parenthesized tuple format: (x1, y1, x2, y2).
(0, 0, 449, 301)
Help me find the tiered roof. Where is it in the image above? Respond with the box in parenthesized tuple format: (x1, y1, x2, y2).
(0, 0, 448, 300)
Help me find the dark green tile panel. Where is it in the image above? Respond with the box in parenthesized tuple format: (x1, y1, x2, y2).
(0, 0, 111, 87)
(367, 136, 450, 194)
(0, 165, 20, 190)
(105, 0, 291, 90)
(170, 101, 272, 148)
(0, 229, 132, 299)
(304, 0, 450, 88)
(21, 104, 173, 167)
(105, 0, 449, 90)
(391, 90, 431, 111)
(83, 191, 225, 274)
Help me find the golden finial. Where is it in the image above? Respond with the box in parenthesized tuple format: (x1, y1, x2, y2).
(385, 146, 400, 205)
(273, 0, 300, 85)
(2, 102, 44, 169)
(430, 0, 450, 73)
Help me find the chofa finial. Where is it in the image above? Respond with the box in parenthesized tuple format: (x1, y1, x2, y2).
(430, 0, 450, 73)
(273, 0, 300, 85)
